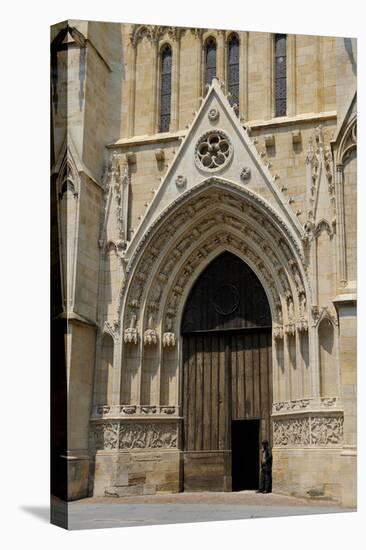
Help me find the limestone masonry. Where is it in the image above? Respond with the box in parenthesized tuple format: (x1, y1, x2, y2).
(51, 21, 357, 508)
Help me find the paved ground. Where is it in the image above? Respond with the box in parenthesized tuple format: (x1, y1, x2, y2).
(63, 491, 355, 530)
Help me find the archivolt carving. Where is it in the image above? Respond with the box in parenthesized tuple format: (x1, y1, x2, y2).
(121, 181, 309, 340)
(144, 314, 158, 345)
(128, 180, 305, 271)
(162, 231, 282, 332)
(124, 314, 138, 344)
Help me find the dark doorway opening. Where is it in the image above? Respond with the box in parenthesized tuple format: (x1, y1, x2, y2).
(231, 419, 260, 491)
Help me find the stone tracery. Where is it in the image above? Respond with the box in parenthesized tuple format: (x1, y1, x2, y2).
(119, 180, 309, 344)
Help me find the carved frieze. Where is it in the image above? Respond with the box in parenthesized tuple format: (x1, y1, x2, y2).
(273, 414, 343, 447)
(93, 421, 178, 450)
(310, 416, 343, 446)
(94, 422, 119, 450)
(273, 417, 310, 446)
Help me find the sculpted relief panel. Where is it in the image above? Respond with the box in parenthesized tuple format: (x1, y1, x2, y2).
(93, 421, 178, 451)
(273, 415, 343, 447)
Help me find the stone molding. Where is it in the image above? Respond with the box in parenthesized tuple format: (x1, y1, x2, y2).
(91, 405, 179, 419)
(130, 25, 186, 47)
(273, 414, 344, 447)
(128, 179, 305, 271)
(91, 420, 179, 451)
(272, 397, 341, 415)
(120, 181, 310, 339)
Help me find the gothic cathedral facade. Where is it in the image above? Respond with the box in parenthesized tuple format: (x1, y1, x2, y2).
(51, 21, 357, 507)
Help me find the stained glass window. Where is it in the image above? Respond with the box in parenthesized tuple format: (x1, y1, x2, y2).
(205, 38, 217, 86)
(159, 44, 172, 132)
(274, 34, 287, 117)
(228, 34, 239, 112)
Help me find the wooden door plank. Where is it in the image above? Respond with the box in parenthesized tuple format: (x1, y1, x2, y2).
(195, 335, 204, 450)
(253, 332, 260, 418)
(237, 334, 245, 419)
(187, 336, 196, 450)
(203, 335, 212, 450)
(218, 335, 226, 450)
(183, 337, 189, 450)
(244, 333, 253, 418)
(231, 334, 237, 420)
(211, 334, 219, 450)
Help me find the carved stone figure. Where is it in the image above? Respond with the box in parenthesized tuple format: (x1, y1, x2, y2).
(144, 314, 158, 345)
(124, 314, 138, 344)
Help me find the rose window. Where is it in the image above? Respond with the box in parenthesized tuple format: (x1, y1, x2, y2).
(194, 130, 233, 172)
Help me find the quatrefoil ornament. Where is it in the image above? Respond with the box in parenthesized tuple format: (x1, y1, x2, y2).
(194, 130, 233, 172)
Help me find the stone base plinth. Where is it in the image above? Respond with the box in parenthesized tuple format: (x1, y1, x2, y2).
(183, 451, 231, 492)
(67, 456, 91, 500)
(91, 449, 182, 497)
(273, 447, 345, 502)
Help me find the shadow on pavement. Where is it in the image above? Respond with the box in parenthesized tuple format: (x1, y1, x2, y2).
(20, 506, 50, 523)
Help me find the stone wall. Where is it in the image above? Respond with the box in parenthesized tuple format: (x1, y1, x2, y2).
(51, 21, 357, 507)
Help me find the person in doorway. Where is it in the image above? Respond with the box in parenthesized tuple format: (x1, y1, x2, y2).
(256, 440, 272, 493)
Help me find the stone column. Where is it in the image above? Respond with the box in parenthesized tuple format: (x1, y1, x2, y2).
(171, 34, 181, 132)
(284, 334, 292, 401)
(127, 42, 137, 138)
(335, 164, 347, 287)
(217, 30, 226, 85)
(333, 296, 357, 507)
(287, 34, 296, 117)
(111, 337, 122, 407)
(194, 29, 204, 108)
(239, 31, 248, 122)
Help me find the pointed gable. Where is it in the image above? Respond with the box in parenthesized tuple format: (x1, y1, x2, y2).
(128, 78, 303, 257)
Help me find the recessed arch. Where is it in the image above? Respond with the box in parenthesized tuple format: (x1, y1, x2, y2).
(181, 251, 271, 333)
(180, 249, 273, 491)
(121, 179, 310, 341)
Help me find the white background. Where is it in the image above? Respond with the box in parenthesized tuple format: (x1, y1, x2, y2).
(0, 0, 364, 547)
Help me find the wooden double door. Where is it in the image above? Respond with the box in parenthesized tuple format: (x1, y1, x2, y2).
(181, 252, 272, 491)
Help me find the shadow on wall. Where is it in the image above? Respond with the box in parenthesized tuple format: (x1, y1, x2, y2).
(344, 37, 357, 76)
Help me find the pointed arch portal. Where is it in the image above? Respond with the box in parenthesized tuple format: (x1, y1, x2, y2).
(181, 252, 273, 491)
